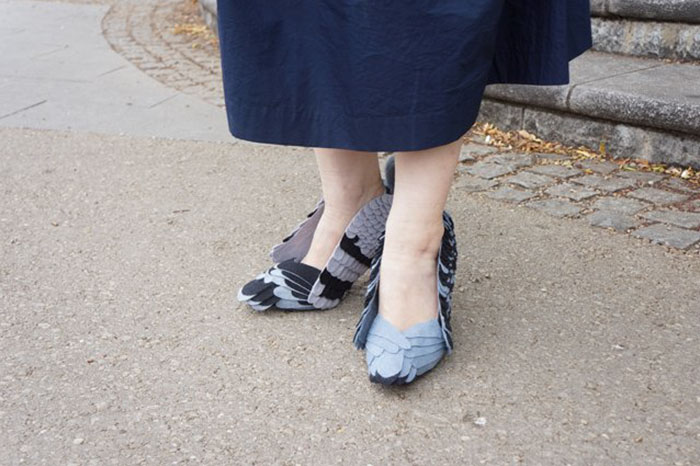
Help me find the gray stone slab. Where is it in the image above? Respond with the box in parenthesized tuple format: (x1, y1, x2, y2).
(576, 160, 619, 175)
(690, 200, 700, 212)
(628, 187, 689, 205)
(503, 101, 700, 170)
(640, 210, 700, 229)
(587, 211, 641, 232)
(591, 16, 700, 61)
(546, 183, 599, 201)
(632, 224, 700, 250)
(661, 177, 698, 194)
(460, 143, 497, 162)
(534, 153, 570, 162)
(568, 61, 700, 136)
(465, 161, 515, 179)
(528, 164, 582, 179)
(504, 171, 554, 190)
(483, 52, 654, 112)
(592, 0, 700, 22)
(571, 174, 637, 193)
(478, 52, 700, 170)
(467, 133, 488, 144)
(454, 174, 498, 193)
(459, 152, 476, 163)
(526, 198, 583, 218)
(485, 186, 536, 203)
(487, 152, 535, 169)
(617, 170, 666, 184)
(591, 197, 649, 215)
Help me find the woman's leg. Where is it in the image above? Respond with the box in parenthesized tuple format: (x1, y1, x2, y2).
(378, 137, 462, 330)
(301, 148, 386, 269)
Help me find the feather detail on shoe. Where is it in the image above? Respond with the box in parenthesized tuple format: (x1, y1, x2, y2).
(307, 193, 392, 309)
(269, 197, 325, 263)
(352, 208, 458, 385)
(238, 155, 396, 311)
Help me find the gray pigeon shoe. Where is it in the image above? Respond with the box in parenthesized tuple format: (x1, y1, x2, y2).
(353, 209, 458, 385)
(237, 156, 396, 311)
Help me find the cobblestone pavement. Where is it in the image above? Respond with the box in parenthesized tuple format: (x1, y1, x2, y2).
(453, 141, 700, 252)
(102, 0, 224, 108)
(98, 0, 700, 253)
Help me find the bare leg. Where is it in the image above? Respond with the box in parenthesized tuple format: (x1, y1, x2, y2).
(378, 137, 462, 330)
(301, 147, 386, 269)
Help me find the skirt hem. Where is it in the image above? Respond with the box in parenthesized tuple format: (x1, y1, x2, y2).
(223, 93, 486, 152)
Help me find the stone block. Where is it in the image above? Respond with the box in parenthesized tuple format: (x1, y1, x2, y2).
(587, 211, 640, 231)
(546, 183, 598, 201)
(504, 172, 554, 189)
(591, 17, 700, 61)
(591, 196, 648, 215)
(460, 143, 497, 161)
(576, 159, 619, 175)
(617, 170, 666, 184)
(571, 174, 637, 193)
(628, 187, 689, 205)
(454, 174, 498, 193)
(528, 164, 582, 179)
(465, 161, 515, 179)
(480, 97, 700, 170)
(534, 153, 570, 162)
(661, 177, 698, 194)
(632, 224, 700, 249)
(485, 186, 536, 203)
(568, 61, 700, 136)
(640, 210, 700, 229)
(487, 152, 535, 169)
(526, 198, 583, 218)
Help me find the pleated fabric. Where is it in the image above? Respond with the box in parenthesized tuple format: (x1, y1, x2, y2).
(216, 0, 592, 152)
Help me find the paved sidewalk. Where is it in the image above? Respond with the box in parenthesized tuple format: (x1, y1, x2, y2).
(0, 0, 230, 142)
(1, 1, 699, 465)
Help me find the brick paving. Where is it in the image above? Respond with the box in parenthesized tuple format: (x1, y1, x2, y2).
(100, 1, 700, 252)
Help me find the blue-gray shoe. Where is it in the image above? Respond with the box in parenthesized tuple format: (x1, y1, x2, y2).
(353, 209, 458, 385)
(237, 156, 396, 311)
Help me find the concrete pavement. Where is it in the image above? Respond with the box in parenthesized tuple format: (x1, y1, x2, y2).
(1, 1, 699, 464)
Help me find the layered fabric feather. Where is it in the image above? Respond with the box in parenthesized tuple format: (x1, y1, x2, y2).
(269, 197, 325, 263)
(237, 156, 396, 311)
(352, 209, 458, 385)
(236, 258, 321, 311)
(307, 192, 392, 309)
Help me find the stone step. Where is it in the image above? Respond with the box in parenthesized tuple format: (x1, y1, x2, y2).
(592, 16, 700, 61)
(591, 0, 700, 23)
(590, 0, 700, 60)
(479, 51, 700, 169)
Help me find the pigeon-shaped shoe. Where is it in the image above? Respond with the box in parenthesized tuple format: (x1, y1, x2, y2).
(237, 156, 396, 311)
(353, 209, 458, 385)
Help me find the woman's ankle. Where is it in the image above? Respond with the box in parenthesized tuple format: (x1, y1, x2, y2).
(382, 215, 444, 260)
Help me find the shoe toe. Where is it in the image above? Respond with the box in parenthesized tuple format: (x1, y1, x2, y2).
(364, 315, 447, 386)
(237, 259, 322, 311)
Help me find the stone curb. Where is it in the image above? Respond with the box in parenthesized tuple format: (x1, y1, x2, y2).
(481, 51, 700, 169)
(477, 97, 700, 170)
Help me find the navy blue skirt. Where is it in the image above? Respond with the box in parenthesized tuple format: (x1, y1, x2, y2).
(216, 1, 592, 152)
